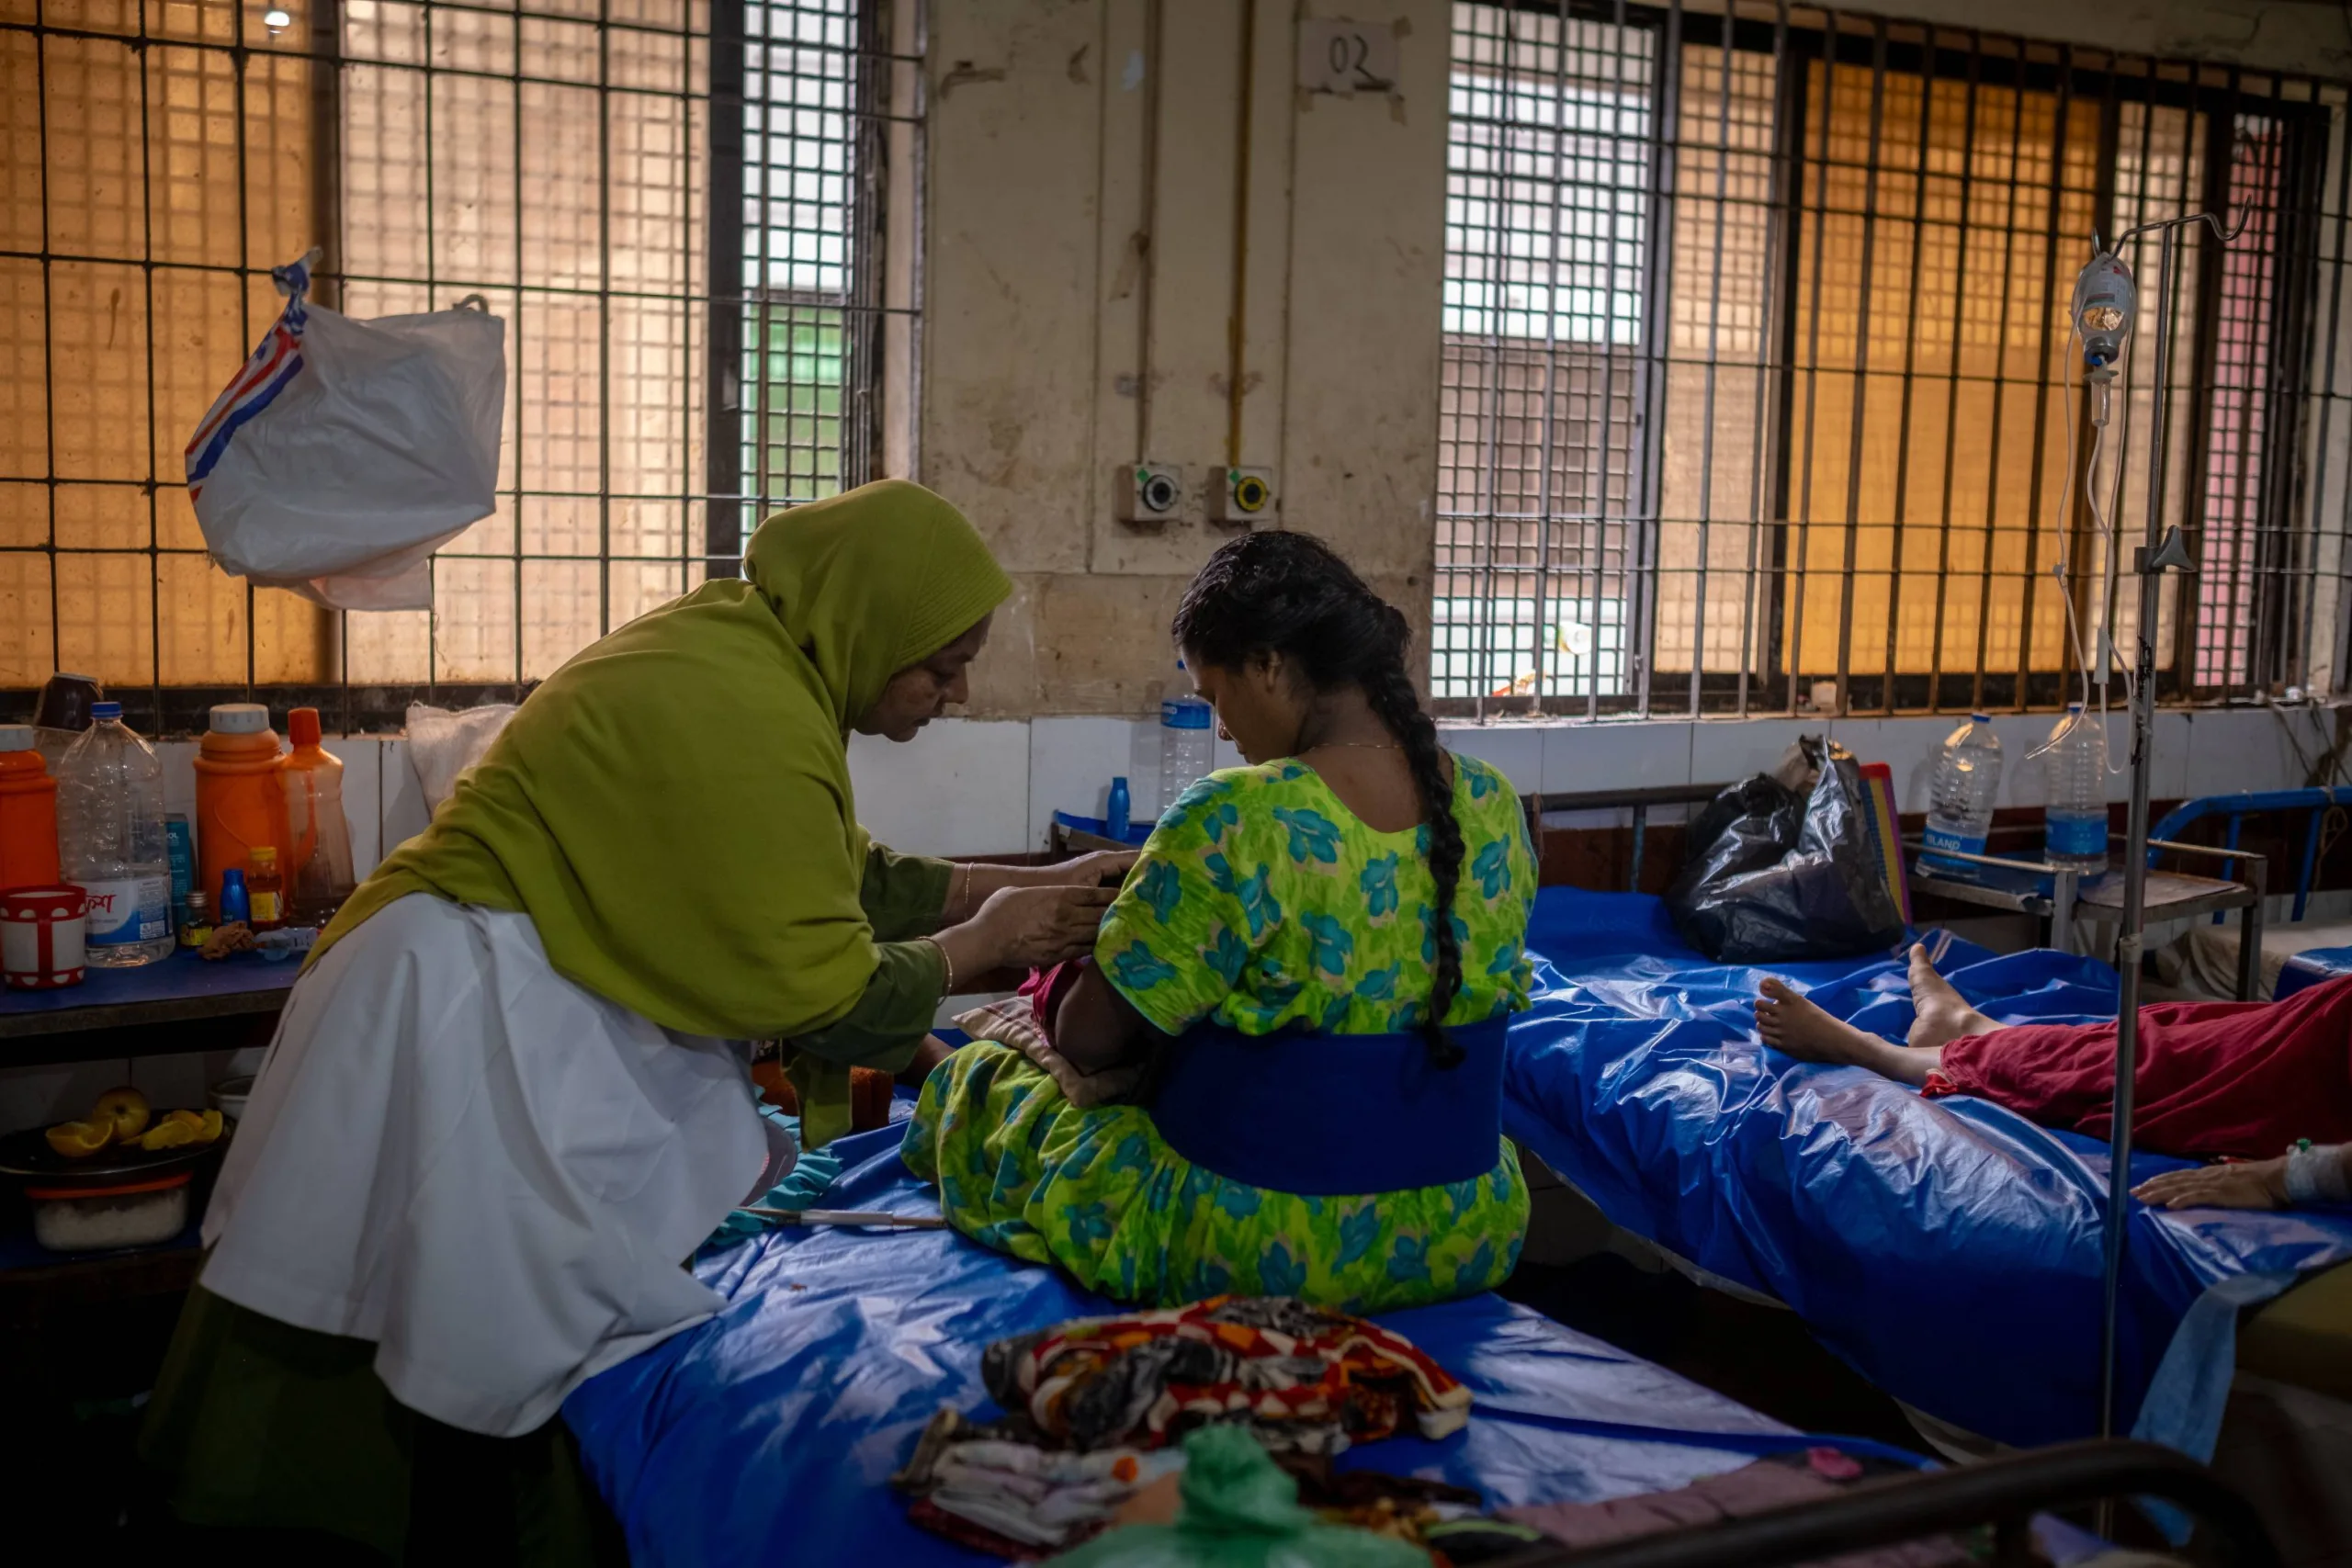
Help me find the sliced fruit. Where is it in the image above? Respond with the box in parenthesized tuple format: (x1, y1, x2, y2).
(91, 1086, 151, 1144)
(46, 1119, 115, 1159)
(138, 1120, 198, 1152)
(192, 1109, 224, 1145)
(163, 1109, 205, 1131)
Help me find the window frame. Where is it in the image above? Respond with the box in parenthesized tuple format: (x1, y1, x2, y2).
(1432, 0, 2341, 721)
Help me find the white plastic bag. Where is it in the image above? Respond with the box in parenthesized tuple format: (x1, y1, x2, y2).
(405, 701, 519, 812)
(186, 250, 505, 611)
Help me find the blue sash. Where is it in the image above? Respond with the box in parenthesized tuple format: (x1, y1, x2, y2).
(1147, 1016, 1509, 1195)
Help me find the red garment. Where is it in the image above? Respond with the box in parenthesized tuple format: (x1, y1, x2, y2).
(1924, 976, 2352, 1158)
(1017, 959, 1085, 1045)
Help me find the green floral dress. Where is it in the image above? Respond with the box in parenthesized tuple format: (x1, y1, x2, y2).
(902, 755, 1539, 1313)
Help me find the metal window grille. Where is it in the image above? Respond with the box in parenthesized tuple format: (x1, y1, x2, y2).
(1, 0, 914, 732)
(1437, 0, 2348, 718)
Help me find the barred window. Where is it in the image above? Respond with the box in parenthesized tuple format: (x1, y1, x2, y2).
(1436, 0, 2338, 716)
(1, 0, 914, 730)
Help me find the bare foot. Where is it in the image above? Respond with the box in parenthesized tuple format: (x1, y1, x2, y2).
(1754, 977, 1938, 1086)
(1902, 943, 2001, 1050)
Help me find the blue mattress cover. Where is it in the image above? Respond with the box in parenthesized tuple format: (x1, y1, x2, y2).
(565, 1113, 1900, 1568)
(1502, 888, 2352, 1450)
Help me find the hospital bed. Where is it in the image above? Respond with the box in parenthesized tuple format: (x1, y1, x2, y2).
(561, 1111, 1982, 1567)
(1498, 885, 2352, 1461)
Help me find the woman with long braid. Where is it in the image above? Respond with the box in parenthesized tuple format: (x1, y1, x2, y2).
(902, 532, 1538, 1309)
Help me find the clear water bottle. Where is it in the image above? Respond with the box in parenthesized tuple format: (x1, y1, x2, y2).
(57, 701, 174, 965)
(2040, 704, 2109, 876)
(1159, 672, 1216, 813)
(1922, 711, 2004, 869)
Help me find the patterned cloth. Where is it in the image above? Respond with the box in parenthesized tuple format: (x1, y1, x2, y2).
(903, 756, 1538, 1311)
(981, 1296, 1475, 1454)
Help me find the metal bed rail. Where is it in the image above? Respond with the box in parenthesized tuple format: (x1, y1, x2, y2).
(1523, 784, 1735, 893)
(1492, 1438, 2277, 1568)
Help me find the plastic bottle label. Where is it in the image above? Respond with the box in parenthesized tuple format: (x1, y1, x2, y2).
(83, 875, 168, 945)
(1160, 699, 1213, 730)
(1921, 824, 1986, 859)
(2046, 814, 2108, 857)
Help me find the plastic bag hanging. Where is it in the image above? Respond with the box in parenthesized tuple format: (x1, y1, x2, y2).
(185, 249, 506, 611)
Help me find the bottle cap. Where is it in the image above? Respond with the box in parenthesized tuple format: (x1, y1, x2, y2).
(0, 724, 31, 752)
(1969, 711, 1991, 723)
(222, 869, 246, 886)
(209, 703, 271, 735)
(186, 891, 210, 914)
(251, 847, 277, 869)
(91, 701, 122, 721)
(288, 707, 322, 748)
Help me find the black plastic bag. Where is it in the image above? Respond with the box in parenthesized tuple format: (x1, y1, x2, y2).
(1666, 737, 1905, 964)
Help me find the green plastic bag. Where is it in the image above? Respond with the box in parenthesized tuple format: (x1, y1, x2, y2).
(1045, 1426, 1430, 1568)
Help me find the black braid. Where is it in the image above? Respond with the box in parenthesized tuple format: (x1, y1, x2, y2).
(1170, 532, 1465, 1069)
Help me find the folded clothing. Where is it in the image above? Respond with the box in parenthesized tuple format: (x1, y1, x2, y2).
(893, 1406, 1179, 1558)
(957, 961, 1154, 1109)
(982, 1295, 1471, 1455)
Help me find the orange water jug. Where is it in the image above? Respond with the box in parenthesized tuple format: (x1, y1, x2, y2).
(194, 703, 290, 908)
(0, 725, 62, 889)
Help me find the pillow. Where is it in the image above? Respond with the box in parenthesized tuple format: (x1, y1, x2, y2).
(954, 998, 1149, 1109)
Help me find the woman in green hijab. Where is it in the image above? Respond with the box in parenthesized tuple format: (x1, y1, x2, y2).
(140, 481, 1118, 1561)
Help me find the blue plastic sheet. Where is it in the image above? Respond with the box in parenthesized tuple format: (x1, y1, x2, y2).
(567, 1111, 1892, 1568)
(1502, 889, 2352, 1450)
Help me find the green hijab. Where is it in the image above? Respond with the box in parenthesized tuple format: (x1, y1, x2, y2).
(313, 479, 1012, 1045)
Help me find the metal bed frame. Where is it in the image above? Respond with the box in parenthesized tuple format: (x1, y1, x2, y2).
(1494, 1438, 2276, 1568)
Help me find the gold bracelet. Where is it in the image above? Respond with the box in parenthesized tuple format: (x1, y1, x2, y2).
(926, 934, 956, 998)
(956, 860, 974, 920)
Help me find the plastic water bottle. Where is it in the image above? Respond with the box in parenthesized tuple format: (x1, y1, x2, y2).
(1105, 775, 1132, 842)
(1922, 712, 2004, 867)
(1160, 673, 1216, 811)
(2040, 704, 2109, 876)
(57, 701, 174, 965)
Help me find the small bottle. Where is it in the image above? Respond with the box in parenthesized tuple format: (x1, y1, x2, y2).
(179, 889, 214, 951)
(164, 814, 195, 931)
(219, 867, 252, 928)
(1106, 775, 1132, 841)
(247, 846, 284, 931)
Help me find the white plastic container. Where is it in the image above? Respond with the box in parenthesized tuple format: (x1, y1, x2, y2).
(1922, 712, 2005, 865)
(28, 1172, 191, 1252)
(2039, 704, 2109, 876)
(1159, 671, 1216, 812)
(56, 701, 174, 965)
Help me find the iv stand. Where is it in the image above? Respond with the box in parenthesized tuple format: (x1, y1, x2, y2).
(2097, 209, 2245, 1444)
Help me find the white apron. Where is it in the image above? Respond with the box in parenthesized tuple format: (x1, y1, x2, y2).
(200, 894, 777, 1437)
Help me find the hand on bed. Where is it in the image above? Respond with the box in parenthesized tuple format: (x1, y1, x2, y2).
(2132, 1158, 2289, 1212)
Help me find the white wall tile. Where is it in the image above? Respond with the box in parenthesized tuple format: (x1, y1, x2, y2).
(0, 1060, 133, 1136)
(1829, 716, 1951, 815)
(1539, 721, 1691, 795)
(326, 739, 385, 875)
(1027, 716, 1150, 849)
(155, 739, 198, 821)
(849, 718, 1030, 858)
(131, 1053, 211, 1111)
(2149, 711, 2192, 802)
(1441, 723, 1543, 795)
(1690, 718, 1813, 790)
(379, 738, 433, 857)
(1988, 713, 2059, 807)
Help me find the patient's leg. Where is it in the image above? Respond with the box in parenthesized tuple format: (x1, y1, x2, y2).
(1752, 944, 2000, 1086)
